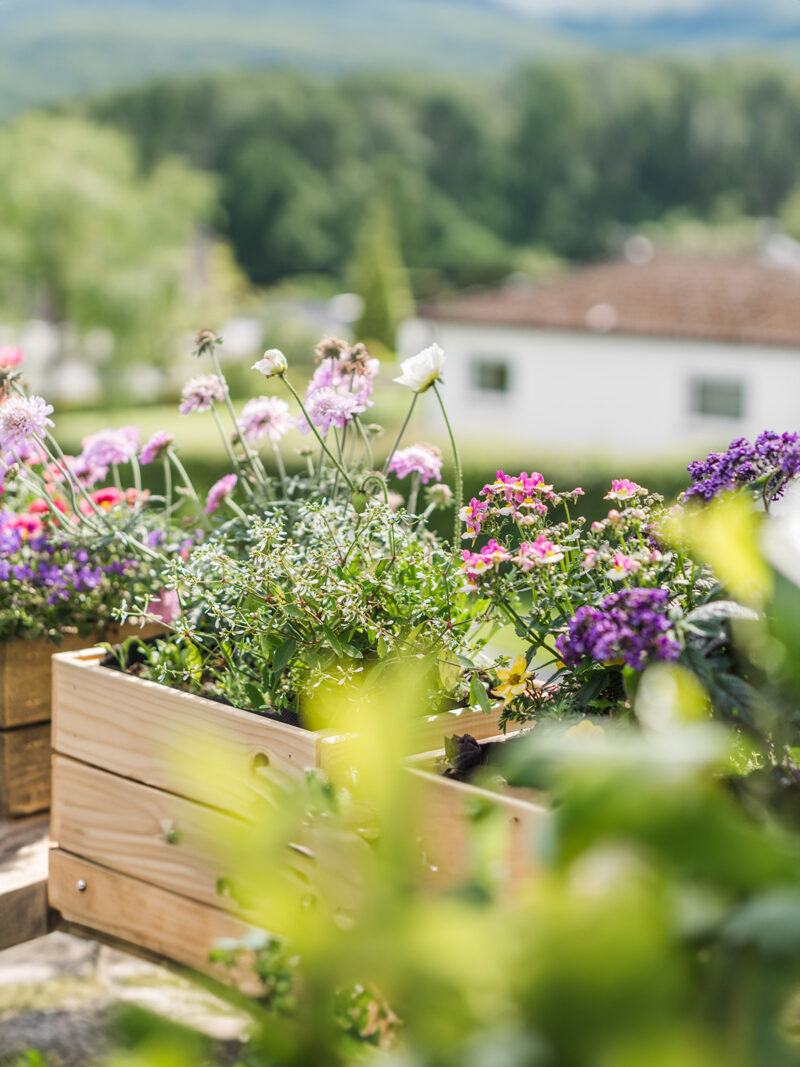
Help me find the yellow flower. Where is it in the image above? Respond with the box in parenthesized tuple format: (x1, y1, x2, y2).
(564, 719, 606, 740)
(492, 654, 533, 705)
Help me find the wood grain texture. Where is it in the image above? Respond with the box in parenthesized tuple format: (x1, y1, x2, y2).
(51, 755, 243, 912)
(52, 650, 319, 811)
(49, 849, 261, 990)
(0, 723, 51, 817)
(0, 814, 50, 950)
(52, 651, 507, 811)
(0, 621, 160, 729)
(407, 767, 547, 894)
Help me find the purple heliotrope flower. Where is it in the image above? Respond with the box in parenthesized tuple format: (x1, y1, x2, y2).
(0, 395, 53, 452)
(238, 397, 293, 445)
(556, 587, 681, 672)
(179, 374, 229, 416)
(205, 473, 238, 514)
(139, 430, 174, 466)
(388, 444, 443, 484)
(684, 431, 800, 504)
(81, 426, 139, 469)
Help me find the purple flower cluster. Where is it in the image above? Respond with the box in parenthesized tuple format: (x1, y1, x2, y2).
(684, 431, 800, 503)
(556, 587, 681, 672)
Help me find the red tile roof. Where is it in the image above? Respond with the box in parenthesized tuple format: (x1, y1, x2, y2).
(422, 253, 800, 347)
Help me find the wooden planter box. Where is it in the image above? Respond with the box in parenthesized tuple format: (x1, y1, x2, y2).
(0, 623, 156, 817)
(408, 742, 546, 895)
(48, 647, 521, 982)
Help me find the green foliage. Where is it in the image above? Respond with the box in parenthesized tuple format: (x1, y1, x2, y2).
(350, 198, 412, 352)
(82, 58, 800, 293)
(0, 112, 215, 399)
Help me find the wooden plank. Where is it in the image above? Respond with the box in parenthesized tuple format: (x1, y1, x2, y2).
(52, 650, 512, 811)
(0, 814, 50, 950)
(0, 723, 51, 817)
(51, 755, 246, 912)
(407, 767, 547, 894)
(52, 650, 319, 811)
(0, 622, 160, 729)
(49, 849, 261, 991)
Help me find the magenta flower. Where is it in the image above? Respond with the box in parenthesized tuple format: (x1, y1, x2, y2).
(514, 534, 565, 570)
(238, 396, 293, 445)
(205, 473, 238, 514)
(388, 444, 443, 484)
(0, 395, 54, 453)
(179, 374, 229, 416)
(139, 431, 174, 466)
(605, 479, 646, 502)
(607, 552, 642, 580)
(459, 497, 489, 539)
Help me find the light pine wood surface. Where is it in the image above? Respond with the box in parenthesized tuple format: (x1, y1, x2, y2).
(0, 724, 51, 817)
(0, 814, 50, 950)
(49, 848, 262, 991)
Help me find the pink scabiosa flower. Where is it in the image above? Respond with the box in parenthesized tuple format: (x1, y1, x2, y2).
(0, 395, 54, 453)
(300, 387, 361, 435)
(388, 443, 442, 485)
(238, 396, 294, 445)
(179, 374, 229, 416)
(514, 534, 565, 570)
(0, 347, 24, 368)
(426, 482, 453, 510)
(459, 497, 489, 539)
(82, 426, 139, 469)
(607, 552, 642, 580)
(205, 473, 238, 514)
(139, 431, 174, 466)
(605, 478, 647, 502)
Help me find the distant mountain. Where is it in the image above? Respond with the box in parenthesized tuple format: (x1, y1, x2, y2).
(1, 0, 799, 120)
(0, 0, 576, 118)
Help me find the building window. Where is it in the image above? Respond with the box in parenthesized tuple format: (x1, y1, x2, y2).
(690, 378, 745, 420)
(472, 358, 510, 394)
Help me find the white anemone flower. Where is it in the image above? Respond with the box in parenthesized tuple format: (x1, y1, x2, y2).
(393, 343, 445, 393)
(252, 348, 288, 378)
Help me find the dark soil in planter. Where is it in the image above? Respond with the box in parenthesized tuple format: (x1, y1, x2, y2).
(443, 731, 530, 784)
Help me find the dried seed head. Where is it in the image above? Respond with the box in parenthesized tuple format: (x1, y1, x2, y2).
(314, 337, 349, 364)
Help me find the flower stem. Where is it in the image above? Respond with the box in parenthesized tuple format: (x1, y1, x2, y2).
(382, 393, 417, 476)
(432, 383, 462, 545)
(281, 376, 355, 492)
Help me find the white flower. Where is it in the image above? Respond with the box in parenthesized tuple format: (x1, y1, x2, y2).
(393, 344, 445, 393)
(252, 349, 288, 378)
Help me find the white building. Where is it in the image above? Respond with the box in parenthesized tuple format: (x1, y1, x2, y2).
(400, 250, 800, 459)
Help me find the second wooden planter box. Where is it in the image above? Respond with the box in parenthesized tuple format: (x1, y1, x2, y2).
(0, 623, 157, 817)
(49, 647, 545, 983)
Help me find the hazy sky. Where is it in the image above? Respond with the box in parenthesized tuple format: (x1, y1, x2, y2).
(500, 0, 735, 15)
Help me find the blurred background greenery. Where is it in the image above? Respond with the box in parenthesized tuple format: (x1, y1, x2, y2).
(4, 2, 800, 488)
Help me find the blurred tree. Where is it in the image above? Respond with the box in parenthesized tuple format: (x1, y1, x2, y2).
(349, 197, 412, 352)
(0, 113, 215, 397)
